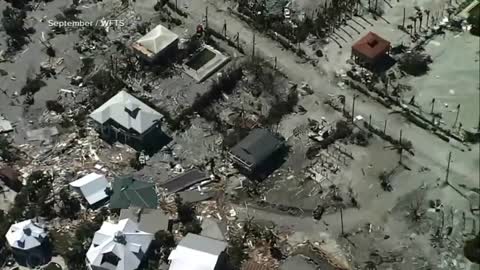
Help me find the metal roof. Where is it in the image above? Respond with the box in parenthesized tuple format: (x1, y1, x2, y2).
(110, 176, 158, 209)
(89, 90, 163, 135)
(160, 169, 209, 193)
(86, 219, 153, 270)
(280, 255, 317, 270)
(6, 220, 48, 250)
(242, 261, 270, 270)
(119, 207, 170, 234)
(135, 24, 179, 55)
(70, 173, 109, 205)
(230, 129, 283, 168)
(352, 32, 391, 61)
(168, 233, 227, 270)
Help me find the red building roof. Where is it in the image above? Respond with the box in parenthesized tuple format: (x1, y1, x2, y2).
(352, 32, 391, 61)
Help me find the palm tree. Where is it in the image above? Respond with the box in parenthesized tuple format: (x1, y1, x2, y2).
(407, 24, 413, 36)
(417, 12, 423, 32)
(409, 16, 417, 35)
(425, 10, 430, 28)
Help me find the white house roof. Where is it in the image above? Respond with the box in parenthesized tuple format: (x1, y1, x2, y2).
(5, 220, 47, 250)
(89, 91, 163, 134)
(70, 173, 109, 205)
(168, 233, 227, 270)
(136, 24, 179, 55)
(86, 219, 153, 270)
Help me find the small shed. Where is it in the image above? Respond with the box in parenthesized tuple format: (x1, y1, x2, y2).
(69, 173, 109, 205)
(351, 32, 391, 67)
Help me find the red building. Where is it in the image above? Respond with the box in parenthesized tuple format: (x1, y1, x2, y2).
(351, 32, 391, 69)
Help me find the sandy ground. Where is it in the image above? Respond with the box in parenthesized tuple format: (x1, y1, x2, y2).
(176, 0, 479, 268)
(405, 32, 480, 130)
(0, 0, 477, 269)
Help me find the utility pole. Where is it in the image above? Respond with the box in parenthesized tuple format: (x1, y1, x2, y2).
(399, 129, 403, 164)
(430, 98, 436, 123)
(252, 32, 256, 60)
(205, 6, 208, 29)
(402, 8, 406, 28)
(453, 104, 461, 128)
(223, 20, 227, 38)
(351, 94, 358, 122)
(384, 119, 388, 134)
(445, 152, 452, 185)
(340, 207, 345, 236)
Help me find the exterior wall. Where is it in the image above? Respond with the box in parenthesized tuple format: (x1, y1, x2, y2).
(11, 245, 51, 267)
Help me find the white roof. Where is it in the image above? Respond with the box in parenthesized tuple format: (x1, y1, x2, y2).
(168, 234, 227, 270)
(70, 173, 109, 205)
(86, 219, 153, 270)
(5, 220, 47, 250)
(89, 91, 163, 134)
(136, 24, 179, 55)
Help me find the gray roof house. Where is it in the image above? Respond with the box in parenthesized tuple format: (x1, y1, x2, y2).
(86, 219, 153, 270)
(229, 129, 284, 173)
(89, 90, 164, 149)
(119, 207, 170, 234)
(168, 233, 228, 270)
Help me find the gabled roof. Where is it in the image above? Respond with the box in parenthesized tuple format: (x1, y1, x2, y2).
(89, 91, 163, 135)
(168, 233, 227, 270)
(280, 255, 317, 270)
(86, 219, 153, 270)
(70, 173, 109, 205)
(119, 207, 170, 234)
(160, 169, 209, 193)
(6, 220, 48, 250)
(352, 32, 391, 60)
(230, 129, 284, 168)
(110, 176, 158, 209)
(135, 24, 179, 55)
(242, 261, 270, 270)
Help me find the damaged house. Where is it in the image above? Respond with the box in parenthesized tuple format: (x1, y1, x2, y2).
(89, 90, 165, 151)
(229, 129, 286, 177)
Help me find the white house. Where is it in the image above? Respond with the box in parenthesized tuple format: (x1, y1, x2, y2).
(89, 90, 164, 150)
(70, 173, 109, 205)
(168, 233, 228, 270)
(131, 24, 179, 61)
(86, 219, 153, 270)
(5, 219, 51, 267)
